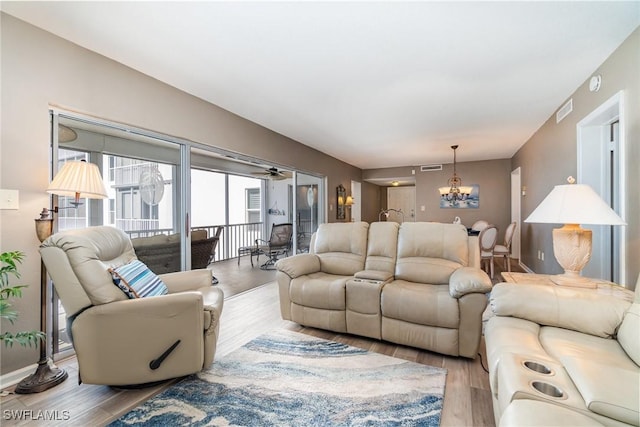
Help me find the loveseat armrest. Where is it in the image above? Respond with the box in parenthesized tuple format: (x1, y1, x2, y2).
(71, 292, 206, 385)
(449, 267, 492, 298)
(160, 269, 213, 293)
(275, 253, 321, 279)
(354, 270, 394, 283)
(490, 282, 632, 338)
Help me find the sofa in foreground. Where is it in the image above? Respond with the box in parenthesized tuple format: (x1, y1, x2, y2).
(275, 221, 492, 358)
(485, 277, 639, 426)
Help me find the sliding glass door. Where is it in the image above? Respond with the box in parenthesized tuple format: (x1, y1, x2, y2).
(51, 112, 187, 358)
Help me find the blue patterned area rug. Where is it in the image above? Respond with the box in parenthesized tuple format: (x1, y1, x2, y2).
(110, 330, 447, 426)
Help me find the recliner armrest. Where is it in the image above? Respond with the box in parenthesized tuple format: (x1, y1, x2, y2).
(354, 270, 393, 283)
(275, 253, 321, 279)
(160, 269, 213, 293)
(449, 267, 492, 298)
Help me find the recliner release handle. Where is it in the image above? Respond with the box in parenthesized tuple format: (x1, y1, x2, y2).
(149, 339, 181, 370)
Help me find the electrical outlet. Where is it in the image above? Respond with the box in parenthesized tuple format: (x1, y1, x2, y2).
(0, 189, 19, 210)
(537, 250, 541, 260)
(541, 252, 545, 261)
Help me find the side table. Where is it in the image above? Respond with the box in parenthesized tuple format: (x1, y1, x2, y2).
(500, 272, 634, 302)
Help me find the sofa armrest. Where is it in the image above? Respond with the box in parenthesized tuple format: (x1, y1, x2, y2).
(449, 267, 492, 298)
(275, 253, 321, 279)
(354, 270, 393, 283)
(490, 282, 632, 338)
(160, 269, 213, 293)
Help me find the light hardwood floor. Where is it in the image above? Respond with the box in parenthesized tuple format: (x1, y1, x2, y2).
(2, 257, 521, 426)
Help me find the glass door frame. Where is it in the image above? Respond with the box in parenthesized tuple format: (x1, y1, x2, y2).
(49, 109, 191, 360)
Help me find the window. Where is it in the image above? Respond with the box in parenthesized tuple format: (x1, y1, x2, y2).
(246, 188, 261, 223)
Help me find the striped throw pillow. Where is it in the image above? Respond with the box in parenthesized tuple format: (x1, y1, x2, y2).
(109, 260, 168, 298)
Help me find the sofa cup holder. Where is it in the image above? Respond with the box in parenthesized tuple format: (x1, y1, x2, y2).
(531, 381, 565, 399)
(523, 360, 553, 375)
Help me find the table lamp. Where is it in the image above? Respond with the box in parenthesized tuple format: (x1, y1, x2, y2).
(524, 176, 625, 288)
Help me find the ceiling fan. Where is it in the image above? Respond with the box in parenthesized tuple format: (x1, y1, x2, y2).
(252, 167, 292, 180)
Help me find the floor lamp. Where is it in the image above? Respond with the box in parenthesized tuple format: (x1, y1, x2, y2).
(15, 160, 107, 394)
(524, 176, 626, 288)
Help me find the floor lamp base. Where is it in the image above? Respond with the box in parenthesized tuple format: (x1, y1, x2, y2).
(14, 358, 68, 394)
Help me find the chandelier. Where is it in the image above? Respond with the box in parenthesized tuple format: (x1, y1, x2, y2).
(438, 145, 472, 204)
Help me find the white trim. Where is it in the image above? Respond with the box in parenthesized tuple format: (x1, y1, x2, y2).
(576, 90, 626, 285)
(519, 262, 534, 274)
(0, 363, 37, 390)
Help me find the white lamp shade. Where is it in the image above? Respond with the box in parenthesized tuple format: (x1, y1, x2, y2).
(47, 161, 108, 199)
(525, 183, 625, 226)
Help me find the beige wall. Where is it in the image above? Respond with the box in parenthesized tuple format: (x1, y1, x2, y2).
(513, 27, 639, 288)
(0, 14, 361, 374)
(364, 159, 513, 242)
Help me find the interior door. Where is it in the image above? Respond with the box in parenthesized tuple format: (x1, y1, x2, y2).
(387, 186, 416, 222)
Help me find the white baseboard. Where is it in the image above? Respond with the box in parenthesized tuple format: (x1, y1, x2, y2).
(519, 261, 534, 273)
(0, 363, 37, 390)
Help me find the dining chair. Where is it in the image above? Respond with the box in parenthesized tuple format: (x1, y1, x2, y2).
(493, 221, 517, 272)
(471, 220, 489, 232)
(479, 225, 499, 279)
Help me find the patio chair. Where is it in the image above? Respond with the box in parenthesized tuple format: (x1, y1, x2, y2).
(256, 223, 293, 270)
(192, 227, 223, 284)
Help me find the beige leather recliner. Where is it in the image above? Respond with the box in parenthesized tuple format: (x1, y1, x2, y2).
(40, 226, 224, 386)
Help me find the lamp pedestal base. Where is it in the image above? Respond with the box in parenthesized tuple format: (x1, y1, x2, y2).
(551, 224, 596, 288)
(550, 273, 598, 289)
(14, 358, 68, 394)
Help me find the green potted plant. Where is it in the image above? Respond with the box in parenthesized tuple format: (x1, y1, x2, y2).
(0, 251, 45, 347)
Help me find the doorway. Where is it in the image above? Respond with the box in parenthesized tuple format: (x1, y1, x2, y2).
(577, 91, 626, 285)
(387, 186, 416, 222)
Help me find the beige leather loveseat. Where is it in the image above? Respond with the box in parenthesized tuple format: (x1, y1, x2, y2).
(276, 221, 492, 358)
(485, 277, 639, 426)
(40, 226, 224, 386)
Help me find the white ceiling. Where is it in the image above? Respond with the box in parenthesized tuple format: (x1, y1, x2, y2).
(3, 1, 639, 170)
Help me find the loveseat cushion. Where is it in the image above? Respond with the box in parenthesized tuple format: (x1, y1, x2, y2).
(490, 283, 631, 338)
(562, 356, 639, 426)
(289, 272, 350, 310)
(539, 326, 639, 370)
(382, 281, 459, 328)
(395, 223, 468, 284)
(313, 222, 369, 275)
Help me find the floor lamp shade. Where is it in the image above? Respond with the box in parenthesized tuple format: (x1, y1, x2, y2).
(525, 178, 625, 287)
